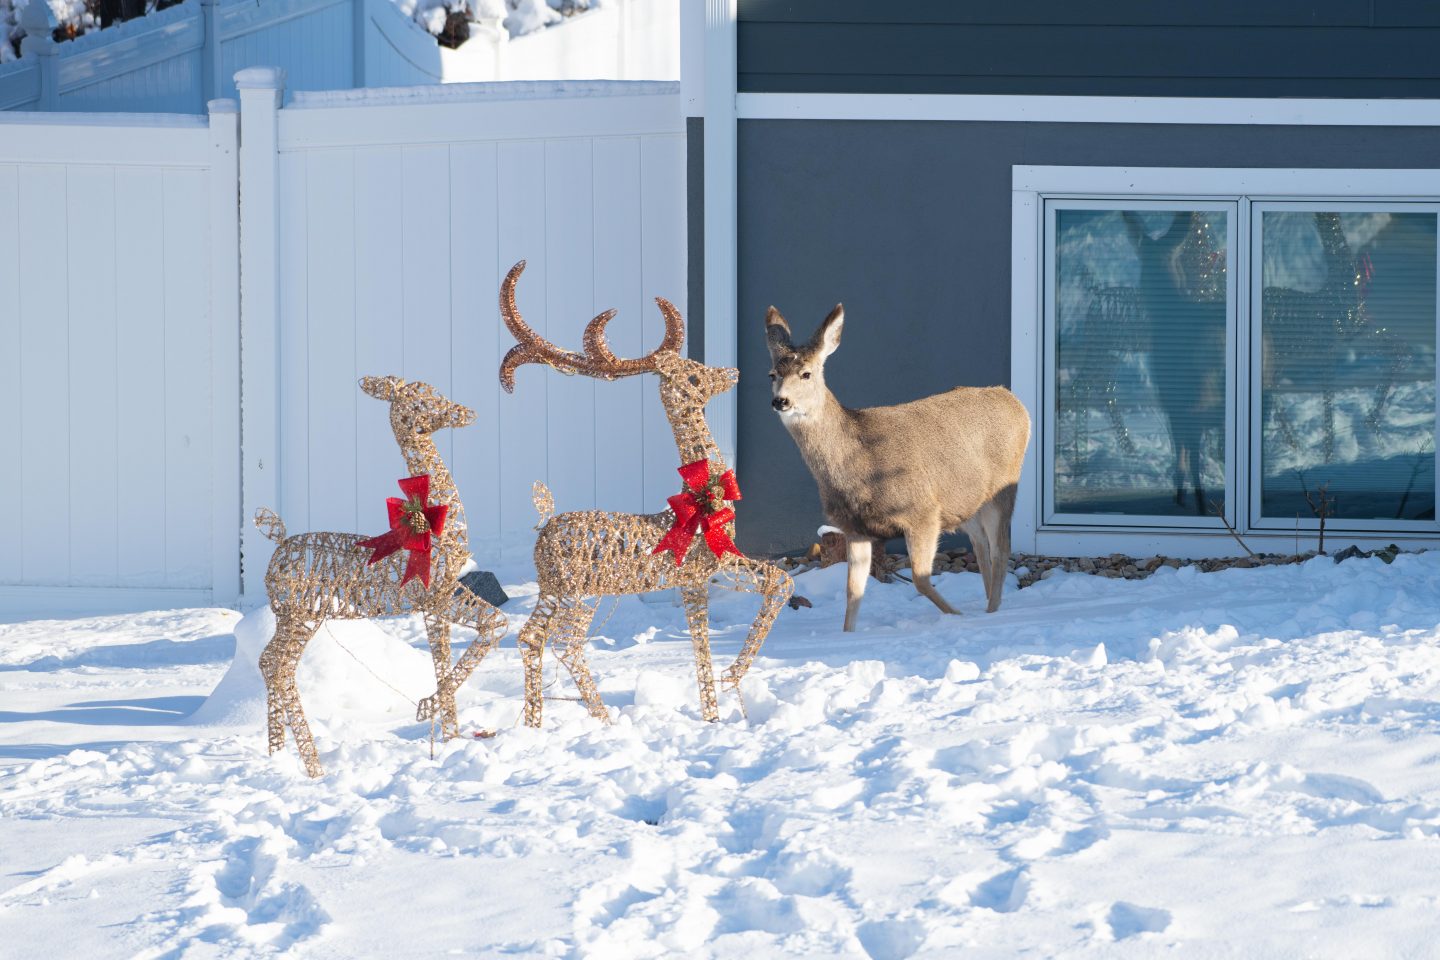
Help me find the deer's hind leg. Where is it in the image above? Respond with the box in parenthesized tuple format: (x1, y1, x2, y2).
(260, 613, 324, 777)
(906, 518, 959, 618)
(977, 491, 1016, 613)
(679, 585, 720, 722)
(715, 558, 793, 701)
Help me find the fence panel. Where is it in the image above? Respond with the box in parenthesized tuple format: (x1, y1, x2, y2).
(240, 79, 685, 591)
(217, 0, 357, 101)
(0, 108, 240, 609)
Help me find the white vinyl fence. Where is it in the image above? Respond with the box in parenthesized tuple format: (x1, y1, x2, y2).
(0, 109, 241, 610)
(0, 78, 684, 611)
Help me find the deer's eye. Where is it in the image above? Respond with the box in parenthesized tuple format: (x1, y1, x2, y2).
(768, 372, 776, 381)
(800, 371, 812, 380)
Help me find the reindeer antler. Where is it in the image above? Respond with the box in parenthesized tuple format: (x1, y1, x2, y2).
(499, 261, 687, 393)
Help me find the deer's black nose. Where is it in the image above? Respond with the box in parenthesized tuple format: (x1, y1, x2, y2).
(772, 396, 790, 412)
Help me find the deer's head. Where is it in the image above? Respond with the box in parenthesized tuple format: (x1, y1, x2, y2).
(499, 260, 736, 414)
(764, 304, 843, 422)
(359, 375, 476, 439)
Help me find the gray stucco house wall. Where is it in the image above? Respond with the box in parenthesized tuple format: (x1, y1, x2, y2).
(689, 1, 1440, 557)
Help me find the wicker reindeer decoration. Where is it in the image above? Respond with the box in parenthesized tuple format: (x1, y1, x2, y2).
(254, 376, 508, 778)
(500, 261, 793, 727)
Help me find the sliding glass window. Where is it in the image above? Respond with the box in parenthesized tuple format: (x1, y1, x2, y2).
(1045, 202, 1236, 527)
(1252, 204, 1438, 530)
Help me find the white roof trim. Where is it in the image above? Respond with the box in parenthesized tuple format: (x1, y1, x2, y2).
(737, 92, 1440, 126)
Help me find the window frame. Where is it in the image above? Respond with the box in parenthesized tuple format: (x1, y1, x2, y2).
(1012, 167, 1440, 556)
(1043, 198, 1239, 531)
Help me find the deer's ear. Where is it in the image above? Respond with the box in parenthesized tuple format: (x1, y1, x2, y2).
(813, 303, 844, 359)
(765, 306, 792, 353)
(359, 375, 404, 400)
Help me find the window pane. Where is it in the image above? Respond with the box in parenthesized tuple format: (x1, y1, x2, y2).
(1054, 209, 1228, 517)
(1260, 211, 1436, 522)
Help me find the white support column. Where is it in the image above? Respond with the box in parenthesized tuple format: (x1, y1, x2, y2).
(208, 98, 242, 605)
(700, 0, 737, 468)
(236, 67, 285, 604)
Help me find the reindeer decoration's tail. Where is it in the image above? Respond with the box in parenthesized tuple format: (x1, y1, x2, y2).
(531, 482, 555, 528)
(254, 507, 287, 543)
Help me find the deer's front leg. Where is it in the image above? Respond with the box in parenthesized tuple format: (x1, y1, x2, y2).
(844, 537, 873, 632)
(680, 585, 720, 722)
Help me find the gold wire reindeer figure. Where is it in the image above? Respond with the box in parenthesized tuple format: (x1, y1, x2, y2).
(254, 376, 508, 777)
(499, 261, 793, 727)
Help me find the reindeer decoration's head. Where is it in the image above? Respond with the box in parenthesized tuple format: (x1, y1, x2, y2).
(763, 304, 844, 423)
(499, 261, 735, 461)
(359, 375, 477, 440)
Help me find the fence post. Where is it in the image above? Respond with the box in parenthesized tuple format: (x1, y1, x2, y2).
(208, 98, 242, 605)
(236, 67, 285, 603)
(200, 0, 223, 105)
(19, 1, 60, 111)
(351, 0, 367, 87)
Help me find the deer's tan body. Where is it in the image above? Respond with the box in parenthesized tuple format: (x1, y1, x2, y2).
(501, 261, 792, 727)
(767, 306, 1030, 631)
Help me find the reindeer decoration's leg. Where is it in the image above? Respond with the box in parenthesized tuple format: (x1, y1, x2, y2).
(716, 559, 793, 707)
(416, 599, 508, 728)
(517, 593, 563, 728)
(550, 598, 607, 723)
(421, 612, 461, 741)
(679, 585, 720, 722)
(261, 614, 325, 778)
(257, 617, 289, 756)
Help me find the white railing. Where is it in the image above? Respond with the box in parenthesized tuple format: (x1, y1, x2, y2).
(0, 74, 684, 610)
(0, 0, 676, 114)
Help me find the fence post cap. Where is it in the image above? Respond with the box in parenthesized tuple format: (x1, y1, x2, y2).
(19, 0, 59, 32)
(234, 67, 287, 91)
(207, 98, 239, 115)
(18, 0, 59, 55)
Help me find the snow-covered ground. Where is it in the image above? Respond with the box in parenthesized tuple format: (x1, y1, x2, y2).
(4, 552, 1440, 957)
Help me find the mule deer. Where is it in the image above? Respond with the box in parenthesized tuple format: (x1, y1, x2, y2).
(500, 261, 793, 727)
(766, 306, 1030, 631)
(254, 376, 508, 777)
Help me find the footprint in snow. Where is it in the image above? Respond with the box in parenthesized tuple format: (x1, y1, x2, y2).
(1106, 901, 1171, 939)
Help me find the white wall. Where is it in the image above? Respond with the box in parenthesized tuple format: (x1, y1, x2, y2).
(0, 108, 241, 609)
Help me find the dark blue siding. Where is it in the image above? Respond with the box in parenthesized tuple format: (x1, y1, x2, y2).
(738, 1, 1440, 97)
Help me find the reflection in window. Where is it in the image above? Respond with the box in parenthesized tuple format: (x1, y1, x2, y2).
(1260, 212, 1436, 522)
(1054, 209, 1228, 517)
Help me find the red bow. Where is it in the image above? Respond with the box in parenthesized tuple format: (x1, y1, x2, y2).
(358, 475, 449, 588)
(652, 459, 744, 566)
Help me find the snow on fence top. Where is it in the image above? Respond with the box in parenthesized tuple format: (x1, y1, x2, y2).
(286, 78, 679, 109)
(0, 107, 212, 125)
